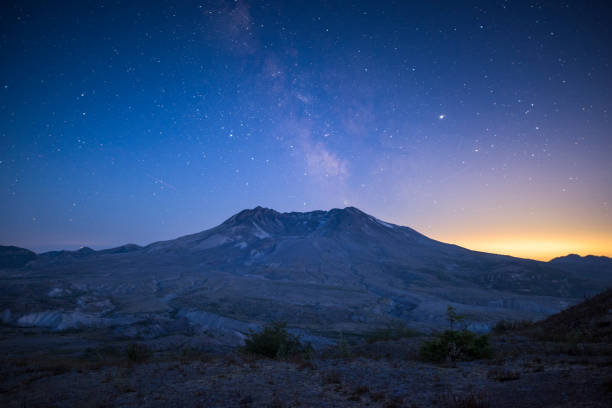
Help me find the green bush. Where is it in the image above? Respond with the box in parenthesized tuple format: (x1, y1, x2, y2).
(242, 322, 312, 358)
(420, 330, 492, 362)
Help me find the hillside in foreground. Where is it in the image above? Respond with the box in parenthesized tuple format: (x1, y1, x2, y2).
(0, 289, 610, 407)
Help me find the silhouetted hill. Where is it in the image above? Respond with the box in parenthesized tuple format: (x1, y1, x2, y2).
(549, 254, 612, 266)
(537, 288, 612, 342)
(0, 245, 37, 268)
(549, 254, 612, 282)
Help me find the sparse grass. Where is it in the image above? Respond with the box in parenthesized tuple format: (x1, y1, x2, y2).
(322, 370, 342, 385)
(353, 385, 369, 395)
(365, 323, 419, 344)
(285, 354, 316, 370)
(347, 385, 370, 401)
(126, 342, 151, 363)
(268, 395, 284, 408)
(491, 319, 533, 334)
(487, 367, 521, 381)
(8, 355, 106, 376)
(335, 334, 352, 357)
(605, 378, 612, 393)
(239, 395, 254, 406)
(420, 330, 492, 363)
(382, 395, 405, 407)
(527, 326, 588, 344)
(223, 354, 240, 366)
(436, 391, 490, 408)
(320, 332, 356, 359)
(177, 346, 214, 363)
(242, 322, 312, 359)
(370, 391, 385, 401)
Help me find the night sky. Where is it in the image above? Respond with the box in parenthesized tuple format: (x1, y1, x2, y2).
(1, 1, 611, 260)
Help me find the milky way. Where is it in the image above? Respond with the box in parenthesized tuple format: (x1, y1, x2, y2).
(1, 1, 610, 260)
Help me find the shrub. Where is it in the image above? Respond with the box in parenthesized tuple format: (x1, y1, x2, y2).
(365, 323, 419, 344)
(446, 306, 466, 330)
(491, 319, 533, 334)
(126, 342, 151, 363)
(242, 322, 312, 358)
(420, 305, 492, 363)
(420, 329, 492, 362)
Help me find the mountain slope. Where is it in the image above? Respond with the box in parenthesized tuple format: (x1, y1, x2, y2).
(1, 207, 609, 342)
(536, 288, 612, 342)
(0, 245, 37, 269)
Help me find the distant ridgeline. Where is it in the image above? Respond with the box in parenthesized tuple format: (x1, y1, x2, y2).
(0, 246, 37, 269)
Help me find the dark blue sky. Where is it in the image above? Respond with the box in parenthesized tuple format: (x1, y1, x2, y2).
(1, 1, 611, 260)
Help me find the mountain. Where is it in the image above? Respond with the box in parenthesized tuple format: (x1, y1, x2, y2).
(550, 254, 612, 264)
(0, 245, 37, 269)
(549, 254, 612, 283)
(1, 207, 610, 343)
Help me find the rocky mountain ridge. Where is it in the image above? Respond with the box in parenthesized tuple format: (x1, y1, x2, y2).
(1, 207, 610, 344)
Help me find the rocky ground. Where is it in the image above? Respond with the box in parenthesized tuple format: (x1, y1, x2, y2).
(1, 327, 610, 408)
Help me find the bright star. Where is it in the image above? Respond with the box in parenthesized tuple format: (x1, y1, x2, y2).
(439, 114, 445, 119)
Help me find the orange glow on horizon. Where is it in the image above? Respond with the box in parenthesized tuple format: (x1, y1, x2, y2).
(446, 235, 612, 261)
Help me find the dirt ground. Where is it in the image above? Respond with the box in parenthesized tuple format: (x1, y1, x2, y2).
(1, 328, 610, 408)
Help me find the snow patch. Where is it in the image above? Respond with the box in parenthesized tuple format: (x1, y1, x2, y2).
(252, 222, 271, 239)
(371, 216, 395, 229)
(244, 273, 268, 280)
(250, 249, 264, 259)
(48, 287, 71, 297)
(16, 311, 126, 331)
(177, 309, 259, 334)
(76, 296, 115, 314)
(235, 241, 248, 249)
(195, 234, 232, 250)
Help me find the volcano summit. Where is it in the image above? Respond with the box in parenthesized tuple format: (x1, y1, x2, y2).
(1, 207, 610, 344)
